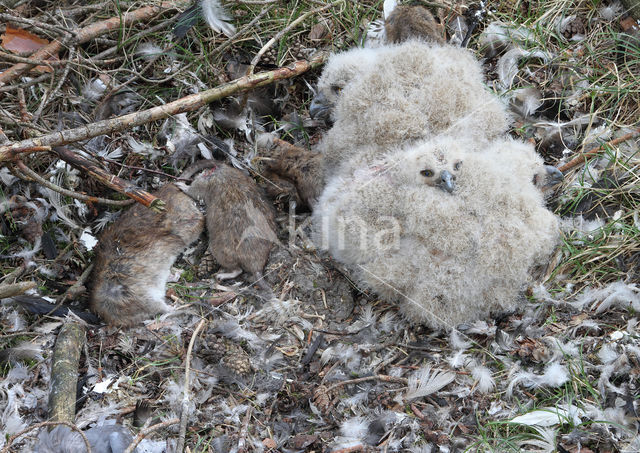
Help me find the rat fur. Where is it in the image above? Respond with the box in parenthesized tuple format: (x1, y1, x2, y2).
(90, 184, 204, 327)
(186, 161, 278, 282)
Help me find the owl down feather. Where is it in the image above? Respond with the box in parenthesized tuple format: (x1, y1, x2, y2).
(312, 135, 560, 329)
(310, 39, 511, 173)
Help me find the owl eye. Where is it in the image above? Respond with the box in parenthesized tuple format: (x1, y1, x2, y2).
(420, 169, 434, 177)
(453, 161, 462, 171)
(331, 84, 342, 94)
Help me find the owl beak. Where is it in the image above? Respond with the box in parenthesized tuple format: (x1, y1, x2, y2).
(309, 92, 331, 120)
(439, 170, 455, 193)
(544, 165, 564, 187)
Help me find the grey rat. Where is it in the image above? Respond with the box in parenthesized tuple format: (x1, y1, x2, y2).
(90, 183, 204, 327)
(185, 160, 278, 285)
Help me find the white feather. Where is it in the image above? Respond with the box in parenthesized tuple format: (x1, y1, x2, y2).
(404, 366, 455, 401)
(201, 0, 236, 37)
(383, 0, 398, 19)
(470, 364, 495, 393)
(340, 416, 368, 439)
(496, 47, 553, 89)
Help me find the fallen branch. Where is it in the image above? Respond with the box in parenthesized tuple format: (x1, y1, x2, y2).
(0, 54, 328, 163)
(558, 126, 640, 173)
(0, 281, 37, 299)
(48, 323, 86, 423)
(0, 2, 176, 86)
(14, 159, 135, 207)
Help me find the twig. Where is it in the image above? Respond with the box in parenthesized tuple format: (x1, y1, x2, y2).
(0, 54, 328, 162)
(237, 405, 254, 453)
(54, 147, 162, 210)
(0, 421, 91, 453)
(33, 47, 77, 122)
(0, 50, 60, 68)
(558, 126, 640, 173)
(13, 159, 135, 207)
(123, 418, 180, 453)
(0, 2, 176, 86)
(247, 0, 340, 74)
(326, 374, 408, 394)
(176, 319, 207, 453)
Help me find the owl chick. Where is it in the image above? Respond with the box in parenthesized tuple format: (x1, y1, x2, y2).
(313, 135, 559, 330)
(312, 40, 510, 173)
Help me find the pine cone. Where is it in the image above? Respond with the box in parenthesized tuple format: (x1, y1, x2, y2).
(222, 352, 252, 376)
(199, 333, 253, 376)
(197, 250, 216, 278)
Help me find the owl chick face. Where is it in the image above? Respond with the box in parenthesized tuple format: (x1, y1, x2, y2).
(310, 49, 379, 121)
(396, 144, 464, 193)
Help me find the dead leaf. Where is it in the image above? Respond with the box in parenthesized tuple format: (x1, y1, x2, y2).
(1, 25, 58, 72)
(2, 25, 49, 54)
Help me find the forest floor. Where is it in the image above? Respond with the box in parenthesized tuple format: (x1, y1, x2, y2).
(0, 0, 639, 452)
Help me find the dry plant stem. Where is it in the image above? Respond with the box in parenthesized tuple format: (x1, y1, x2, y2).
(558, 126, 640, 173)
(237, 405, 254, 453)
(0, 51, 59, 68)
(0, 281, 37, 298)
(33, 47, 77, 122)
(14, 159, 135, 207)
(0, 74, 51, 93)
(122, 418, 180, 453)
(325, 374, 408, 394)
(0, 421, 91, 453)
(48, 323, 86, 423)
(0, 55, 328, 162)
(247, 0, 341, 73)
(212, 6, 274, 59)
(54, 147, 161, 210)
(0, 2, 175, 87)
(176, 319, 207, 453)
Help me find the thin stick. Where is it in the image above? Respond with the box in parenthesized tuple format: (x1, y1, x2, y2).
(558, 126, 640, 173)
(247, 0, 340, 74)
(0, 2, 176, 87)
(14, 159, 135, 207)
(176, 319, 207, 453)
(0, 54, 328, 162)
(122, 418, 180, 453)
(54, 147, 162, 210)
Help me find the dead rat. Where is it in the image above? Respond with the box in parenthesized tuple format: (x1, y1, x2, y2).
(90, 183, 204, 327)
(185, 160, 278, 286)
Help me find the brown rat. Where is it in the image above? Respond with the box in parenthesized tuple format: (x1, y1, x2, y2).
(258, 138, 324, 211)
(186, 161, 278, 283)
(385, 4, 445, 44)
(90, 184, 204, 327)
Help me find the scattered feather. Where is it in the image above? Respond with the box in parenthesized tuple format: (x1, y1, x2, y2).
(470, 363, 495, 393)
(510, 405, 584, 427)
(82, 78, 107, 102)
(496, 47, 553, 89)
(201, 0, 236, 37)
(79, 227, 98, 251)
(598, 1, 624, 21)
(340, 416, 368, 439)
(404, 366, 455, 401)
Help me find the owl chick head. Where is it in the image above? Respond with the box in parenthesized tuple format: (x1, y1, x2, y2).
(310, 48, 379, 121)
(392, 139, 465, 193)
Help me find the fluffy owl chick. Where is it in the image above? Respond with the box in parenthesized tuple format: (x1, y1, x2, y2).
(314, 40, 509, 172)
(186, 161, 278, 282)
(309, 46, 380, 122)
(313, 136, 559, 330)
(90, 184, 204, 327)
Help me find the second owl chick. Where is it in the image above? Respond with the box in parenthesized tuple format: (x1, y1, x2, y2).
(186, 161, 278, 283)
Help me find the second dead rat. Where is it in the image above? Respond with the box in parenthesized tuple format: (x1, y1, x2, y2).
(186, 160, 278, 285)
